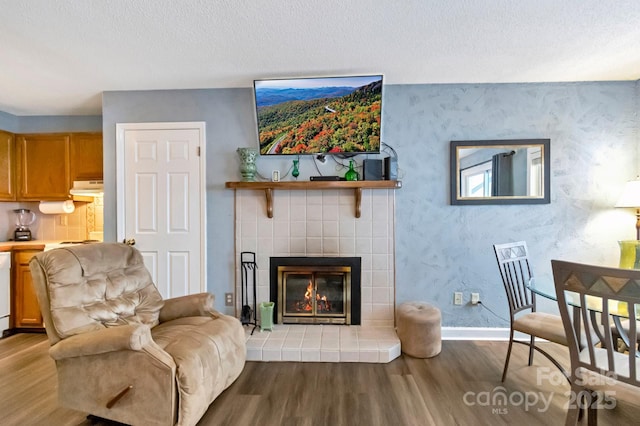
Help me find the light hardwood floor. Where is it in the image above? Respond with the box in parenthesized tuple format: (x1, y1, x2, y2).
(1, 333, 638, 425)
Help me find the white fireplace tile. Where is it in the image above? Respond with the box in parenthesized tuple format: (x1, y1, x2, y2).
(289, 238, 306, 254)
(258, 238, 273, 254)
(372, 270, 388, 287)
(301, 349, 321, 362)
(282, 348, 302, 362)
(306, 237, 322, 254)
(340, 350, 360, 362)
(306, 192, 323, 205)
(322, 204, 339, 221)
(323, 220, 339, 237)
(283, 337, 302, 348)
(322, 238, 339, 254)
(307, 204, 322, 220)
(273, 238, 290, 255)
(246, 348, 262, 361)
(322, 335, 340, 346)
(302, 338, 321, 349)
(371, 254, 388, 270)
(359, 350, 379, 363)
(338, 220, 355, 237)
(360, 254, 372, 272)
(320, 350, 340, 362)
(262, 349, 283, 362)
(372, 223, 388, 239)
(372, 287, 389, 304)
(355, 237, 372, 254)
(361, 287, 372, 304)
(273, 220, 291, 238)
(290, 221, 306, 238)
(306, 221, 322, 237)
(355, 219, 372, 237)
(257, 219, 273, 238)
(290, 191, 306, 205)
(360, 270, 372, 288)
(372, 238, 388, 255)
(338, 238, 355, 255)
(256, 287, 270, 304)
(322, 190, 339, 204)
(241, 221, 258, 238)
(240, 239, 258, 253)
(287, 326, 306, 336)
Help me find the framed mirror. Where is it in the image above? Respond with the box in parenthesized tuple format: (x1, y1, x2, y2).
(450, 139, 550, 205)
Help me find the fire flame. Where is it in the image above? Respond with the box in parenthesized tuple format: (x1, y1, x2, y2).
(297, 279, 331, 312)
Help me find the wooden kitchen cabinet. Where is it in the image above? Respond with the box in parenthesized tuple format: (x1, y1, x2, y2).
(70, 132, 103, 181)
(16, 133, 71, 200)
(0, 130, 16, 201)
(11, 249, 44, 329)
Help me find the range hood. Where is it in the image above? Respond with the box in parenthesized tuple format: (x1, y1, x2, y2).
(69, 180, 104, 197)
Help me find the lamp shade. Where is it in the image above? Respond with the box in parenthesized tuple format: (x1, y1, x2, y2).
(615, 178, 640, 208)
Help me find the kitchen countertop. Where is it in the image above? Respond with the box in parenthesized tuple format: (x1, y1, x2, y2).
(0, 240, 102, 252)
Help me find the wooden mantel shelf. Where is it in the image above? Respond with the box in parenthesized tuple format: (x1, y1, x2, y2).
(225, 180, 402, 218)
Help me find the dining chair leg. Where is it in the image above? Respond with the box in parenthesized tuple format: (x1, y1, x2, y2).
(527, 335, 535, 366)
(501, 329, 515, 382)
(564, 384, 582, 426)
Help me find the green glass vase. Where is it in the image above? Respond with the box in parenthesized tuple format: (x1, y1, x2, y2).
(618, 240, 640, 269)
(344, 160, 359, 181)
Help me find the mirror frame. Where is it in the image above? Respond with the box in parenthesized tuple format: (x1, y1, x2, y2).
(450, 139, 550, 205)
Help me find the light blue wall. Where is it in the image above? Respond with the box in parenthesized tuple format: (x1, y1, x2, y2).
(3, 82, 637, 323)
(58, 81, 640, 321)
(386, 82, 637, 326)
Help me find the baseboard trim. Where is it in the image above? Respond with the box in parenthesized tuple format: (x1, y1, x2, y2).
(442, 327, 537, 341)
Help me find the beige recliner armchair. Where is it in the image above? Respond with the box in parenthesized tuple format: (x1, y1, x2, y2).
(29, 243, 246, 426)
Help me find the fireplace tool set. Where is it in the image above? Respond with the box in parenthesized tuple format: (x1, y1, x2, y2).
(240, 251, 258, 334)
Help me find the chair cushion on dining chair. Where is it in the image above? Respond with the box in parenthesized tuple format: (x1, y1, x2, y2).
(513, 312, 567, 346)
(576, 347, 640, 406)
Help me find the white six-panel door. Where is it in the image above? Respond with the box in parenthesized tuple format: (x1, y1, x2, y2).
(116, 122, 206, 299)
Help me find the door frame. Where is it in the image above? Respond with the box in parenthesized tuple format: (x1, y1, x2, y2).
(115, 121, 207, 292)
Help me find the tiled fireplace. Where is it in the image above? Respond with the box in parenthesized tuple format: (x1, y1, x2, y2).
(233, 187, 399, 362)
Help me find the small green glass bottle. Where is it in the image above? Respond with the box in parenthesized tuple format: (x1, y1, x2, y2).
(292, 159, 300, 179)
(344, 160, 359, 181)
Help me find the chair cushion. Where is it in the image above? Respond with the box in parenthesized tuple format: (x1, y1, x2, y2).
(151, 314, 246, 426)
(513, 312, 567, 345)
(34, 243, 164, 339)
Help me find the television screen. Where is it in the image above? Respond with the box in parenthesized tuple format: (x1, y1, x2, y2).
(253, 75, 383, 155)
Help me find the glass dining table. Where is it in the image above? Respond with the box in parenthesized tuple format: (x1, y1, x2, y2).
(527, 277, 639, 353)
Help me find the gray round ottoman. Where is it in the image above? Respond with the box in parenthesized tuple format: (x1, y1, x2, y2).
(396, 302, 442, 358)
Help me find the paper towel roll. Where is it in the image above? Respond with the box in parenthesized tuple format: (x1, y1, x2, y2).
(39, 200, 75, 214)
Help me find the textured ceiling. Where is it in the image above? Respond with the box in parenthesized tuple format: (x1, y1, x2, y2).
(1, 0, 639, 116)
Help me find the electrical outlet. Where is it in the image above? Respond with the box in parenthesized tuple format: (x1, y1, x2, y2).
(471, 292, 480, 305)
(224, 293, 233, 306)
(454, 292, 463, 305)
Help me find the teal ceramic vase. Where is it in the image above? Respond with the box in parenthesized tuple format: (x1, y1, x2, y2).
(237, 147, 258, 181)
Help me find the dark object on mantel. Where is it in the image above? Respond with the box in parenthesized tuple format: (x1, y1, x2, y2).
(310, 175, 343, 181)
(59, 240, 100, 244)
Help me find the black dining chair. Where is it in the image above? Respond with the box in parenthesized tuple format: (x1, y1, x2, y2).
(552, 260, 640, 426)
(493, 241, 568, 382)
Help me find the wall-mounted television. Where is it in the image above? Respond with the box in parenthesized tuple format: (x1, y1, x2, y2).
(253, 75, 383, 155)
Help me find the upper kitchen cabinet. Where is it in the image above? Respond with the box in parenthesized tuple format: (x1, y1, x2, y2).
(0, 130, 16, 201)
(70, 132, 103, 181)
(16, 133, 71, 201)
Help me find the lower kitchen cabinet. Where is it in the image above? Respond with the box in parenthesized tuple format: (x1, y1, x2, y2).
(11, 249, 44, 329)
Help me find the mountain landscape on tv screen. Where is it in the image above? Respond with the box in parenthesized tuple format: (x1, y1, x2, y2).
(256, 80, 382, 155)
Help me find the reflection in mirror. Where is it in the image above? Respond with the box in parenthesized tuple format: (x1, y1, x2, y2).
(450, 139, 550, 205)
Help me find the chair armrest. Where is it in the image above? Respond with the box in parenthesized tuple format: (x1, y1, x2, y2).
(159, 292, 219, 322)
(48, 324, 153, 360)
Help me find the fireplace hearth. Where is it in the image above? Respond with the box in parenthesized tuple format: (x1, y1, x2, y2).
(270, 257, 361, 325)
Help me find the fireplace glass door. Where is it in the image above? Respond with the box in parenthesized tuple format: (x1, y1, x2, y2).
(278, 266, 351, 324)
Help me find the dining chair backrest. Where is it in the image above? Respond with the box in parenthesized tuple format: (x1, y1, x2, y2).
(551, 259, 640, 389)
(493, 241, 536, 317)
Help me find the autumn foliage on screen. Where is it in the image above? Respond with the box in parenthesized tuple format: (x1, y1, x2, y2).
(257, 80, 382, 155)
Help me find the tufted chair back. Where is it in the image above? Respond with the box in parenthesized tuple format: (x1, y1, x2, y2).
(30, 243, 164, 344)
